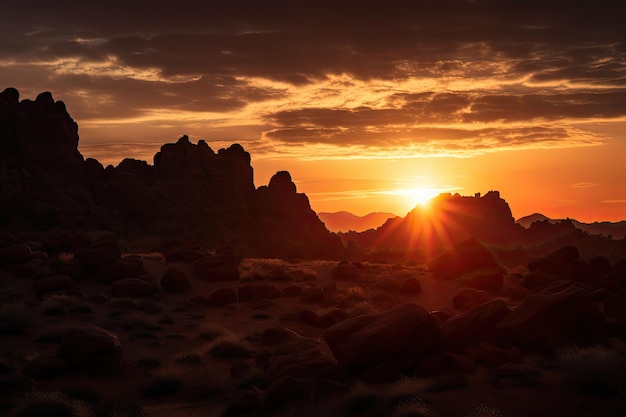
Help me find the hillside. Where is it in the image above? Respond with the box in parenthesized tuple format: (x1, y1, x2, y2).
(317, 211, 398, 232)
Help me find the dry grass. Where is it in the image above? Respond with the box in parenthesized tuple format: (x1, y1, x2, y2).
(10, 391, 91, 417)
(557, 345, 626, 397)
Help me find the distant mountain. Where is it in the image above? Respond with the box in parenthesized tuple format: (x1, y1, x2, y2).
(318, 211, 398, 232)
(516, 213, 553, 228)
(517, 213, 626, 239)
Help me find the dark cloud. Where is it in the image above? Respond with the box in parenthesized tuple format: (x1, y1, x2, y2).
(2, 0, 625, 157)
(4, 1, 625, 83)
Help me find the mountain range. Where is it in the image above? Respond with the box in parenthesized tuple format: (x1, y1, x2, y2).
(317, 211, 398, 232)
(1, 87, 624, 263)
(517, 213, 626, 240)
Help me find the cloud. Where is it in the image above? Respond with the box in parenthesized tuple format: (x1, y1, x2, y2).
(2, 0, 626, 160)
(570, 182, 599, 188)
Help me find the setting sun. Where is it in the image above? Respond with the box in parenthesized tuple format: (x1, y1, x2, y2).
(403, 188, 442, 207)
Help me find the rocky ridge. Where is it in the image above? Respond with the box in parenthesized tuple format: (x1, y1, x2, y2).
(0, 88, 342, 258)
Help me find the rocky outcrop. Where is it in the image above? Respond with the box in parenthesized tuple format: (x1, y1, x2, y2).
(0, 88, 343, 258)
(323, 303, 441, 373)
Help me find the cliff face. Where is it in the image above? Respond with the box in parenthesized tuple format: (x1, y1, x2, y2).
(0, 88, 343, 258)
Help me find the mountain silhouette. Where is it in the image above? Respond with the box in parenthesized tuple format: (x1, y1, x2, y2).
(318, 211, 398, 232)
(0, 88, 343, 258)
(517, 213, 626, 240)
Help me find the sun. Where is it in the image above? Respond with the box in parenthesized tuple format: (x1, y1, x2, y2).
(403, 187, 441, 208)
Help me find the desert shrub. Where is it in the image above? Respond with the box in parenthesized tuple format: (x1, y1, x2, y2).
(466, 404, 507, 417)
(557, 345, 626, 397)
(393, 397, 436, 417)
(11, 391, 92, 417)
(341, 383, 383, 416)
(95, 401, 148, 417)
(0, 303, 36, 334)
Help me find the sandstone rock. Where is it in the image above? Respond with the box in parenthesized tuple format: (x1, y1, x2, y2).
(33, 274, 77, 295)
(402, 277, 422, 294)
(95, 257, 146, 283)
(441, 299, 511, 350)
(460, 272, 503, 293)
(193, 255, 240, 281)
(527, 246, 592, 281)
(206, 288, 238, 306)
(495, 286, 605, 348)
(319, 309, 350, 328)
(324, 303, 441, 372)
(298, 309, 322, 327)
(300, 287, 324, 303)
(57, 326, 125, 375)
(73, 233, 121, 269)
(331, 262, 360, 281)
(111, 276, 158, 298)
(261, 327, 302, 346)
(429, 237, 501, 279)
(160, 267, 191, 293)
(452, 288, 493, 310)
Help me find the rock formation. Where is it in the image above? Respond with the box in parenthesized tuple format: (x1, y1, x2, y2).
(0, 88, 343, 258)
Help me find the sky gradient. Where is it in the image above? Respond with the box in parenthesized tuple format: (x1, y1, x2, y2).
(3, 1, 626, 221)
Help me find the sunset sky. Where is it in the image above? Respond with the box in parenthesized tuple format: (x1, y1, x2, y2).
(2, 1, 626, 221)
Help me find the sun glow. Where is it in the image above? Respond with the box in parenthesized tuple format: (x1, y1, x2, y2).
(404, 188, 442, 207)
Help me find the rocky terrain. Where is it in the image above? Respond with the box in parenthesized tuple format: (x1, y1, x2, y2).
(2, 88, 626, 416)
(0, 87, 342, 259)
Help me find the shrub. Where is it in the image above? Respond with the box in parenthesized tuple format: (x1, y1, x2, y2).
(393, 397, 436, 417)
(466, 404, 507, 417)
(11, 391, 91, 417)
(557, 345, 626, 397)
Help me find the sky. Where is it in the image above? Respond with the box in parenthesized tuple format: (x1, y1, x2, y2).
(2, 0, 626, 221)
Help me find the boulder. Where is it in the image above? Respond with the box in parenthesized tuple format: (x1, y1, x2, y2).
(441, 299, 511, 350)
(33, 274, 77, 295)
(192, 256, 240, 282)
(111, 276, 158, 298)
(460, 272, 503, 293)
(452, 288, 493, 310)
(331, 262, 360, 281)
(429, 237, 501, 279)
(495, 286, 605, 348)
(56, 326, 125, 375)
(323, 303, 441, 372)
(73, 233, 121, 269)
(160, 267, 191, 293)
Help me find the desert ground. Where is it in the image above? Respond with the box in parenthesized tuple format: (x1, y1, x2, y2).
(1, 233, 625, 417)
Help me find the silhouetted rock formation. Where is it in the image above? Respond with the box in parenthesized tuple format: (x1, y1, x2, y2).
(342, 191, 525, 259)
(0, 88, 342, 258)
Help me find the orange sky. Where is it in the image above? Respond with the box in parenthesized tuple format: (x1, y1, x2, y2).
(2, 1, 626, 222)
